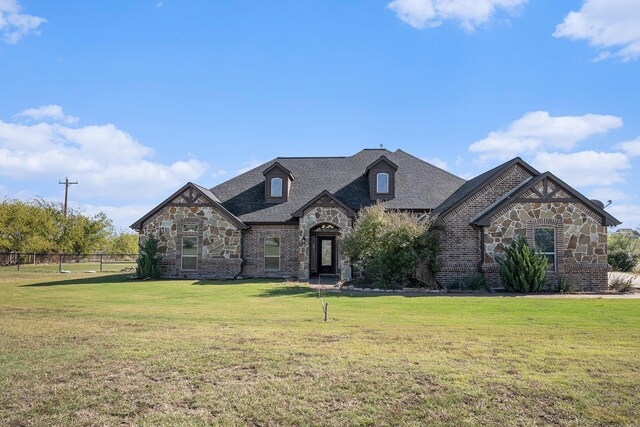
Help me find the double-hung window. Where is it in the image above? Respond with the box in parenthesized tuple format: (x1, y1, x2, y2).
(534, 228, 555, 271)
(264, 237, 280, 271)
(182, 236, 198, 270)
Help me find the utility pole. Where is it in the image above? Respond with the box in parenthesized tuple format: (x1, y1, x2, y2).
(58, 177, 78, 217)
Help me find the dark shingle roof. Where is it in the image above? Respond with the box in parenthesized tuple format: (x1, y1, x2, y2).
(211, 149, 465, 223)
(432, 157, 540, 217)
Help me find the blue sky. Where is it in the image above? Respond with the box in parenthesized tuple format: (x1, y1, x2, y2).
(0, 0, 639, 229)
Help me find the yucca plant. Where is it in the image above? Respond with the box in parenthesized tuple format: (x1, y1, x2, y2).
(496, 236, 547, 292)
(136, 236, 162, 279)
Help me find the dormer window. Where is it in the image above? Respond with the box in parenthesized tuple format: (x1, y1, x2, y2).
(271, 177, 283, 197)
(262, 161, 294, 203)
(376, 173, 389, 194)
(365, 155, 398, 200)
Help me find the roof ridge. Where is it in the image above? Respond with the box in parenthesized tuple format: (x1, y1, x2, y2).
(275, 156, 348, 159)
(394, 149, 464, 181)
(432, 157, 540, 216)
(470, 171, 621, 226)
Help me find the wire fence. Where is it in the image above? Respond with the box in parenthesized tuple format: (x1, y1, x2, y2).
(0, 252, 138, 273)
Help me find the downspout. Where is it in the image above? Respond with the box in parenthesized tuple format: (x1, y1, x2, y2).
(479, 227, 485, 269)
(237, 228, 246, 279)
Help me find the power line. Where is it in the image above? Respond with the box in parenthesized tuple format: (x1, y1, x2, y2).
(58, 177, 78, 218)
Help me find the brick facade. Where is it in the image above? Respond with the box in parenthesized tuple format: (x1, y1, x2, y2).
(435, 167, 611, 291)
(436, 164, 535, 287)
(241, 224, 299, 279)
(134, 153, 618, 291)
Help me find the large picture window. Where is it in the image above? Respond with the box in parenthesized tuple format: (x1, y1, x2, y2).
(264, 237, 280, 271)
(534, 228, 555, 271)
(271, 177, 283, 197)
(376, 173, 389, 193)
(182, 236, 198, 270)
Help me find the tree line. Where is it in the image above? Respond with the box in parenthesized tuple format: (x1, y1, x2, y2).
(0, 199, 138, 254)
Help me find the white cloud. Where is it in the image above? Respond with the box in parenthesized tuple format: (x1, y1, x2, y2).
(387, 0, 527, 31)
(532, 151, 631, 187)
(553, 0, 640, 62)
(469, 111, 623, 163)
(615, 136, 640, 157)
(0, 0, 45, 44)
(0, 110, 208, 200)
(422, 156, 449, 170)
(14, 104, 79, 125)
(608, 204, 640, 229)
(80, 202, 156, 229)
(589, 187, 630, 202)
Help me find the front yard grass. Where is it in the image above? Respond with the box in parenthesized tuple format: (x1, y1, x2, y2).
(1, 272, 639, 426)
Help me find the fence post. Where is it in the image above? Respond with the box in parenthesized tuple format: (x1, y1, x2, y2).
(100, 254, 103, 272)
(17, 253, 20, 271)
(59, 254, 62, 273)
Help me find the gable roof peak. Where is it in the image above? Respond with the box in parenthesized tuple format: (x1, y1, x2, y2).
(470, 171, 621, 226)
(291, 189, 356, 218)
(433, 156, 540, 216)
(262, 161, 294, 179)
(365, 155, 399, 174)
(130, 181, 247, 230)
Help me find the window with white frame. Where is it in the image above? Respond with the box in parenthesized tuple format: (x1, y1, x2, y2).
(182, 236, 198, 270)
(264, 237, 280, 271)
(271, 177, 283, 197)
(534, 228, 555, 271)
(376, 173, 389, 193)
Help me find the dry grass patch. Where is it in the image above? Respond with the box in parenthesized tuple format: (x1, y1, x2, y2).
(1, 272, 639, 425)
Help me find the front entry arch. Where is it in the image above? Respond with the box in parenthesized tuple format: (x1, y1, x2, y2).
(297, 203, 353, 280)
(309, 223, 340, 276)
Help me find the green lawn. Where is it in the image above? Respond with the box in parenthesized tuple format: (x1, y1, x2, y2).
(0, 261, 137, 274)
(1, 272, 639, 426)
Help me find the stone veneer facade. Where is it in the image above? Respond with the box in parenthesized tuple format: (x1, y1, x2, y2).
(298, 206, 353, 280)
(136, 158, 615, 291)
(435, 167, 611, 291)
(140, 205, 242, 279)
(481, 201, 609, 291)
(436, 164, 535, 287)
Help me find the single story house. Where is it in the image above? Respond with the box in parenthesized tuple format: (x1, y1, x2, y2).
(131, 148, 620, 291)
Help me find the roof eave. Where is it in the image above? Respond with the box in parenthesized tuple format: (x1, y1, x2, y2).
(262, 161, 295, 180)
(469, 172, 622, 227)
(364, 155, 399, 174)
(290, 190, 356, 218)
(129, 182, 248, 231)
